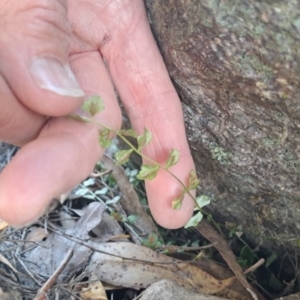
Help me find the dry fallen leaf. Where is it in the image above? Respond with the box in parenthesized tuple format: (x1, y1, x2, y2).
(85, 242, 250, 299)
(0, 253, 18, 273)
(91, 212, 126, 242)
(196, 220, 265, 300)
(192, 259, 252, 300)
(23, 202, 105, 288)
(94, 260, 237, 295)
(80, 275, 108, 300)
(0, 219, 8, 231)
(24, 227, 48, 250)
(59, 211, 77, 230)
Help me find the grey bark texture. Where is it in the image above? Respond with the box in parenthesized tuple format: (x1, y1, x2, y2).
(144, 0, 300, 253)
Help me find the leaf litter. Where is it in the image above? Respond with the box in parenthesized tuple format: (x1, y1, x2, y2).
(85, 242, 238, 295)
(196, 220, 265, 300)
(0, 143, 262, 300)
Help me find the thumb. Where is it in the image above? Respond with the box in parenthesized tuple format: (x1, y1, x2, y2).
(0, 0, 84, 116)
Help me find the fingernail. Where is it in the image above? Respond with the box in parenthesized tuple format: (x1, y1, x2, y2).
(30, 57, 85, 97)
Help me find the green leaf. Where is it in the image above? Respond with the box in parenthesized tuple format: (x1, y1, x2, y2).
(119, 129, 137, 138)
(82, 95, 105, 116)
(172, 194, 184, 210)
(115, 149, 133, 165)
(137, 128, 152, 151)
(195, 195, 210, 209)
(99, 128, 112, 148)
(106, 195, 122, 205)
(142, 233, 162, 250)
(265, 252, 277, 268)
(184, 211, 203, 228)
(166, 149, 180, 169)
(83, 178, 96, 187)
(110, 210, 123, 222)
(187, 169, 200, 190)
(126, 215, 138, 224)
(238, 259, 248, 269)
(137, 164, 159, 180)
(147, 232, 158, 244)
(240, 246, 255, 267)
(68, 114, 91, 123)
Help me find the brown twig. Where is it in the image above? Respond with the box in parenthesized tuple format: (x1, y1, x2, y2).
(90, 169, 112, 177)
(244, 259, 265, 275)
(196, 220, 266, 300)
(158, 242, 218, 254)
(33, 248, 74, 300)
(247, 288, 259, 300)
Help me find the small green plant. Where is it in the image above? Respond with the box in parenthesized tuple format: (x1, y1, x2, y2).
(110, 210, 137, 224)
(70, 95, 210, 225)
(238, 245, 256, 269)
(184, 195, 210, 228)
(141, 232, 162, 249)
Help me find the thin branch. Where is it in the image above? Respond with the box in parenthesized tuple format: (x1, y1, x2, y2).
(33, 248, 74, 300)
(244, 259, 265, 275)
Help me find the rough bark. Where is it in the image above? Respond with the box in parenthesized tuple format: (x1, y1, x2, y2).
(144, 0, 300, 253)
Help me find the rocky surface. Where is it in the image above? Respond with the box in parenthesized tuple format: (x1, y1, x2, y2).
(140, 280, 227, 300)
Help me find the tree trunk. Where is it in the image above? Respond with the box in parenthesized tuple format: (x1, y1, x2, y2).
(144, 0, 300, 253)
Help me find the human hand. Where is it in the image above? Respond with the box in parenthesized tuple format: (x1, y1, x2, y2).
(0, 0, 195, 229)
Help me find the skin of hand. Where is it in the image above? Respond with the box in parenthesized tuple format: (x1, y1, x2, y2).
(0, 0, 196, 229)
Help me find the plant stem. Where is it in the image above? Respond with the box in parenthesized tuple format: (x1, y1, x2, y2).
(94, 120, 201, 210)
